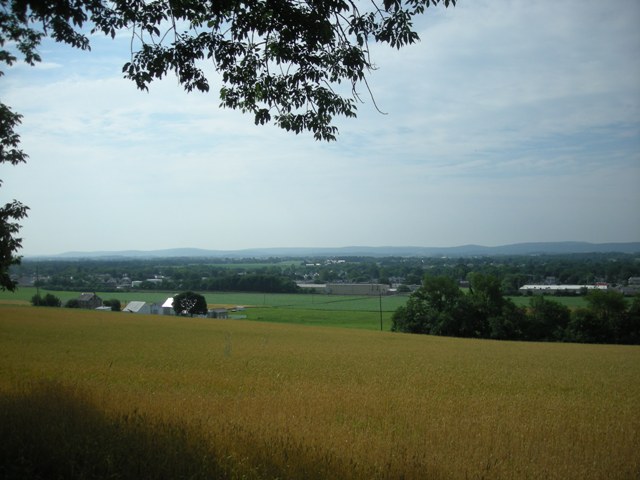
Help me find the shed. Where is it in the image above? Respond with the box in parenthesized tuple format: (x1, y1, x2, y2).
(207, 308, 229, 319)
(123, 301, 152, 314)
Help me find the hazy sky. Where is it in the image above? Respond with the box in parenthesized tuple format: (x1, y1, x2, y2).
(2, 0, 639, 256)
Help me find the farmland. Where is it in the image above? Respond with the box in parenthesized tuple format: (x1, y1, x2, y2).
(0, 286, 591, 332)
(1, 306, 638, 479)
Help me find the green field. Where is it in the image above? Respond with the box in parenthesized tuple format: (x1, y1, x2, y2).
(0, 287, 407, 330)
(1, 287, 589, 332)
(0, 306, 638, 479)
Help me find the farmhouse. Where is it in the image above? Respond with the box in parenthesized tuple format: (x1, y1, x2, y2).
(77, 292, 102, 309)
(123, 301, 152, 314)
(518, 284, 608, 295)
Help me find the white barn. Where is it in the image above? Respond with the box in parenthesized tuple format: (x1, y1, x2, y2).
(160, 297, 175, 315)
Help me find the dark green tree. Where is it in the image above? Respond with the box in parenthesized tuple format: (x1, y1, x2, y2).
(525, 296, 571, 341)
(42, 293, 62, 307)
(393, 273, 524, 340)
(0, 9, 34, 290)
(103, 298, 122, 312)
(467, 272, 504, 320)
(500, 273, 529, 295)
(583, 289, 627, 340)
(173, 291, 208, 317)
(566, 308, 608, 344)
(488, 300, 527, 341)
(64, 298, 79, 308)
(391, 275, 461, 334)
(32, 293, 62, 306)
(433, 294, 482, 338)
(419, 275, 462, 313)
(392, 275, 490, 337)
(391, 301, 429, 334)
(30, 293, 41, 306)
(0, 154, 29, 291)
(618, 294, 640, 344)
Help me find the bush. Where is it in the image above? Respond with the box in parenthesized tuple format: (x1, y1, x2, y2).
(103, 299, 122, 312)
(31, 293, 62, 307)
(65, 299, 80, 308)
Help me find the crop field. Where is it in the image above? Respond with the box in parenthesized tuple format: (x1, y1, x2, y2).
(0, 287, 589, 324)
(1, 306, 638, 479)
(0, 288, 407, 330)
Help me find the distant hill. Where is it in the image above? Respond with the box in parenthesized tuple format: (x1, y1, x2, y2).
(31, 242, 640, 260)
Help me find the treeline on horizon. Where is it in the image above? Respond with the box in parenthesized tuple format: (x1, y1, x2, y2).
(13, 252, 640, 294)
(392, 274, 640, 345)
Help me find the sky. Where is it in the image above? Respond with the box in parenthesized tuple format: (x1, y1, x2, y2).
(2, 0, 639, 256)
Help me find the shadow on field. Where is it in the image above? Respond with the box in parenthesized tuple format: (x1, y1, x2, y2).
(0, 381, 372, 480)
(0, 381, 435, 480)
(0, 381, 226, 480)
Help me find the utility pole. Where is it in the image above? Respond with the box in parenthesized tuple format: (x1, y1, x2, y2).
(379, 292, 383, 331)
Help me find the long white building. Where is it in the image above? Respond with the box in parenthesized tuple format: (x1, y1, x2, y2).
(519, 284, 608, 295)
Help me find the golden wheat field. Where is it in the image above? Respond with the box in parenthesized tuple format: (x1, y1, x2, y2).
(0, 306, 638, 479)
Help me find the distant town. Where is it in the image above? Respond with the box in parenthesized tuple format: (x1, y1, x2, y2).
(13, 249, 640, 299)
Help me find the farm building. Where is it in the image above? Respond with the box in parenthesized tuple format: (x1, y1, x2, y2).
(207, 308, 229, 319)
(518, 284, 608, 295)
(325, 283, 390, 296)
(297, 283, 327, 294)
(618, 277, 640, 296)
(160, 297, 175, 315)
(77, 293, 102, 309)
(123, 301, 152, 314)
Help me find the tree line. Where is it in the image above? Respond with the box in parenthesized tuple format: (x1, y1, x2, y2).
(199, 273, 299, 293)
(391, 274, 640, 344)
(13, 253, 640, 294)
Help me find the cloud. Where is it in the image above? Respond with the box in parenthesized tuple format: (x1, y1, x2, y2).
(1, 0, 638, 254)
(354, 0, 640, 173)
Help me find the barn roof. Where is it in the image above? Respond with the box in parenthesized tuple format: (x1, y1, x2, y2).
(123, 301, 147, 313)
(161, 297, 174, 308)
